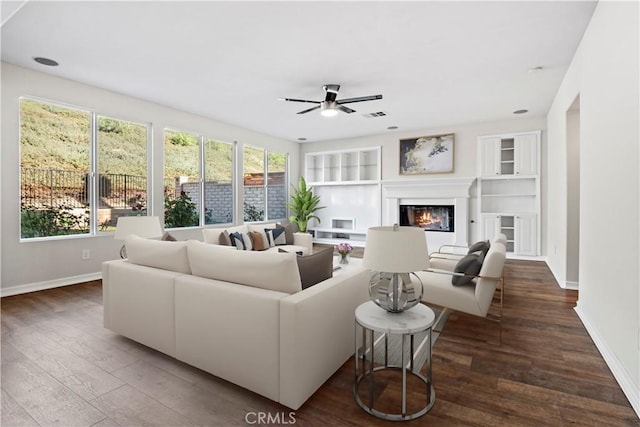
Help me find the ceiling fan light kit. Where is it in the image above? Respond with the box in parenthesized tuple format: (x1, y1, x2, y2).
(320, 101, 339, 117)
(280, 84, 382, 117)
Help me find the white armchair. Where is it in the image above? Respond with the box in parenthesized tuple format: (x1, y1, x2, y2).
(429, 233, 507, 271)
(418, 242, 506, 320)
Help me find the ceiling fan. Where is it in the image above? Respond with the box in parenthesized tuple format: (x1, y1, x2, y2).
(278, 84, 383, 117)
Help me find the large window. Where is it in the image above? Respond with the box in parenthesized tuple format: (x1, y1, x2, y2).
(97, 116, 148, 231)
(243, 146, 265, 222)
(267, 152, 287, 221)
(164, 130, 235, 228)
(204, 138, 234, 224)
(243, 146, 288, 223)
(19, 98, 149, 239)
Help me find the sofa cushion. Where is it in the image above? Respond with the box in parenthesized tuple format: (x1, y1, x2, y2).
(296, 247, 334, 289)
(249, 231, 267, 251)
(230, 231, 253, 251)
(452, 253, 483, 286)
(186, 241, 302, 293)
(202, 225, 248, 245)
(161, 231, 177, 242)
(265, 227, 287, 247)
(218, 230, 232, 246)
(277, 222, 295, 245)
(247, 223, 275, 248)
(126, 235, 191, 274)
(467, 240, 490, 257)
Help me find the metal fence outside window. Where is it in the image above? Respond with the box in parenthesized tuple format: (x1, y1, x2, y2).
(20, 167, 147, 209)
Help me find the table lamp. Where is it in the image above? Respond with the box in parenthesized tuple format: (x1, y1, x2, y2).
(114, 216, 163, 258)
(363, 224, 429, 313)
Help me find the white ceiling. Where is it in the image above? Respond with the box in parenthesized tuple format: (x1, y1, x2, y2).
(1, 1, 597, 143)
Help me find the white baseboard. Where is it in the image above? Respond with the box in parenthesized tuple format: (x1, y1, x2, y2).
(564, 280, 579, 290)
(574, 304, 640, 418)
(1, 272, 102, 297)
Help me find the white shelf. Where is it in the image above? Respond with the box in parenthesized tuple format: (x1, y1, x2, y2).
(305, 147, 380, 184)
(307, 180, 380, 187)
(481, 193, 536, 197)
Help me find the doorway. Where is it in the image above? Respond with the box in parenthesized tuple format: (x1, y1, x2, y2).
(566, 95, 580, 289)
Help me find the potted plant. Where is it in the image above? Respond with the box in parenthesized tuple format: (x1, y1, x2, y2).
(288, 176, 325, 233)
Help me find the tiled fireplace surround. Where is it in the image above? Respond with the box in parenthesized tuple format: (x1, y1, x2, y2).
(381, 177, 476, 253)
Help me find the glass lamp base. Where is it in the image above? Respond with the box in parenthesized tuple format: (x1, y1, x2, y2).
(369, 272, 423, 313)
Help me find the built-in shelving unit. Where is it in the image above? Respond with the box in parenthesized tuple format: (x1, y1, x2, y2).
(478, 131, 541, 256)
(305, 147, 380, 184)
(304, 147, 382, 246)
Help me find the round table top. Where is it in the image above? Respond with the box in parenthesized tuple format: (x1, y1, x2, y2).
(355, 301, 435, 334)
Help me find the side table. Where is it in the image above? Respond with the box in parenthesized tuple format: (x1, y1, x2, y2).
(353, 301, 436, 421)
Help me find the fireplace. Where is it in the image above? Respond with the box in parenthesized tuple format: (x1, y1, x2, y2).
(399, 204, 454, 232)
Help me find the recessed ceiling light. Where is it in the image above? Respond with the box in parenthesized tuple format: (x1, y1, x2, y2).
(528, 66, 543, 73)
(297, 137, 307, 141)
(387, 126, 398, 130)
(33, 57, 59, 67)
(513, 109, 528, 115)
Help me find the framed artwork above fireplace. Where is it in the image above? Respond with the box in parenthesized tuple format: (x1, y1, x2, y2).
(399, 133, 454, 175)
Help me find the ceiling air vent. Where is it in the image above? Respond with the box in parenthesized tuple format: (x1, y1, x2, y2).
(363, 111, 387, 118)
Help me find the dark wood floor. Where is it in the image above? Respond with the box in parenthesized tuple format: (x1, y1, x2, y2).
(1, 259, 637, 426)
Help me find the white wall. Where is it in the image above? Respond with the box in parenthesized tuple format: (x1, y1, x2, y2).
(300, 116, 546, 244)
(0, 63, 300, 293)
(546, 1, 639, 415)
(566, 103, 580, 285)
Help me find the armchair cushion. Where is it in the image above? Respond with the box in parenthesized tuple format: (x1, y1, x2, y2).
(468, 240, 490, 257)
(452, 253, 483, 286)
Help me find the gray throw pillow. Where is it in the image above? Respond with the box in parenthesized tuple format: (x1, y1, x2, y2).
(452, 253, 483, 286)
(296, 247, 334, 289)
(218, 230, 232, 246)
(467, 240, 490, 257)
(277, 223, 295, 245)
(161, 232, 177, 242)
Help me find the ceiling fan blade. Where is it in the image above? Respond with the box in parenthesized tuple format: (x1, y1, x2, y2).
(337, 105, 356, 114)
(278, 97, 321, 104)
(336, 94, 383, 105)
(297, 105, 322, 114)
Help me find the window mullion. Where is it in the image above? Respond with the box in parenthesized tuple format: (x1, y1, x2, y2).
(90, 112, 98, 235)
(264, 149, 269, 221)
(200, 135, 205, 226)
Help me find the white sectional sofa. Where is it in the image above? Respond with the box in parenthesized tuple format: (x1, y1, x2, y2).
(102, 236, 370, 410)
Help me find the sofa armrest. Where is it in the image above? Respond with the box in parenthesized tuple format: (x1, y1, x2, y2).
(279, 265, 370, 409)
(435, 244, 469, 255)
(102, 260, 183, 357)
(292, 232, 313, 255)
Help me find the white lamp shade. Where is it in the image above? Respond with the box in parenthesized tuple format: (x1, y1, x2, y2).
(114, 216, 163, 240)
(363, 226, 429, 272)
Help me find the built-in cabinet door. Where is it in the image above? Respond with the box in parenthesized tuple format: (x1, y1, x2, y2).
(479, 137, 501, 177)
(515, 214, 537, 256)
(481, 214, 499, 240)
(514, 134, 538, 176)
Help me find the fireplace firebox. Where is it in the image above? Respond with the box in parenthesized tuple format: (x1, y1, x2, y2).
(399, 204, 454, 232)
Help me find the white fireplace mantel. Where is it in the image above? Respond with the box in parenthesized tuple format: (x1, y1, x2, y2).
(381, 177, 476, 249)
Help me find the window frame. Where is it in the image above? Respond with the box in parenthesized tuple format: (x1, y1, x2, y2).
(164, 128, 236, 229)
(18, 96, 153, 241)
